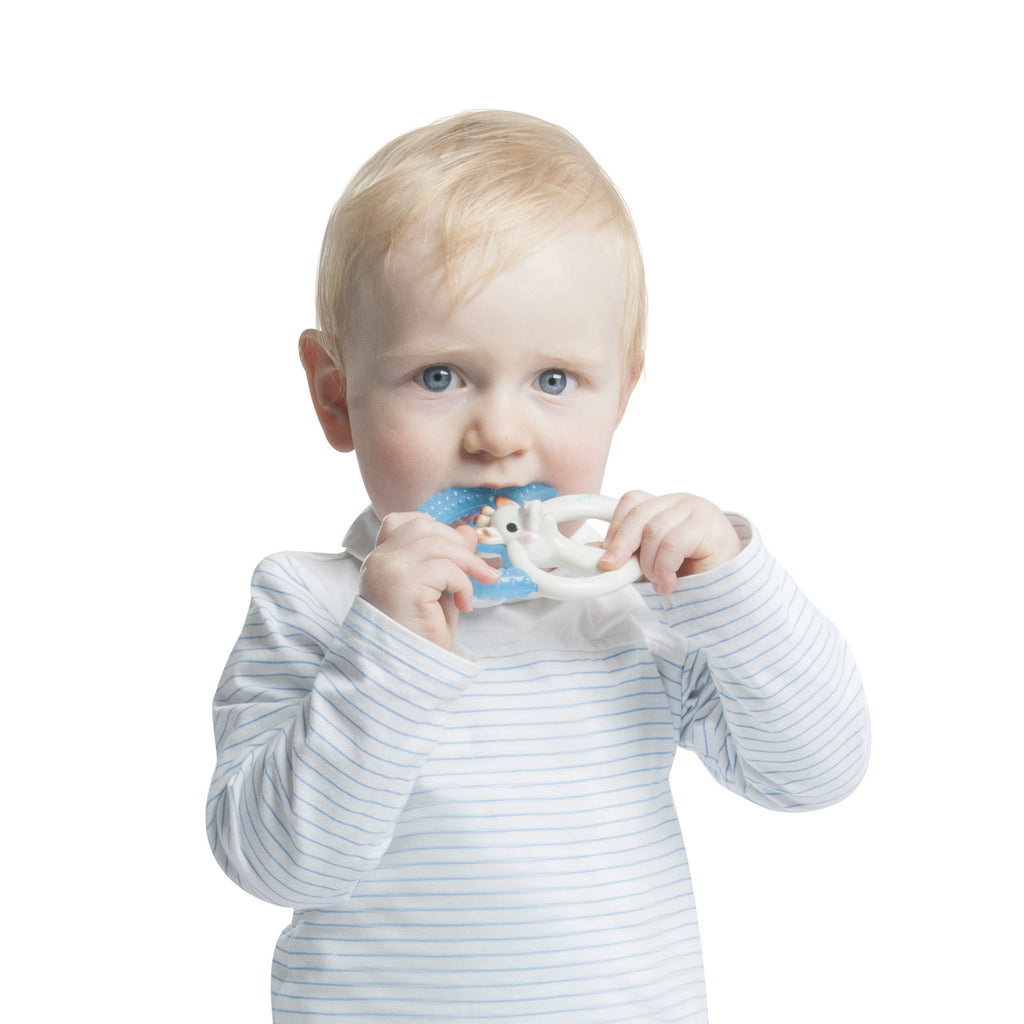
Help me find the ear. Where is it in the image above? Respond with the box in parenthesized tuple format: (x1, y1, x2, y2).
(298, 329, 354, 452)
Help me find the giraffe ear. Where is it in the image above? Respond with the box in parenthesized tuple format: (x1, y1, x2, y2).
(522, 500, 543, 530)
(494, 496, 517, 508)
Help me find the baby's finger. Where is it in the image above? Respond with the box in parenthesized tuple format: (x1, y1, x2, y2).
(638, 509, 700, 593)
(379, 515, 492, 574)
(450, 523, 504, 587)
(599, 490, 657, 568)
(374, 511, 433, 547)
(367, 515, 499, 602)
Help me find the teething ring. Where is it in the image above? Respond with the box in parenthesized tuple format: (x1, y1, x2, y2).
(474, 493, 642, 601)
(418, 486, 642, 602)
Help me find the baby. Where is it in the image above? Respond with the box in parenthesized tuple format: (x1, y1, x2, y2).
(208, 110, 869, 1023)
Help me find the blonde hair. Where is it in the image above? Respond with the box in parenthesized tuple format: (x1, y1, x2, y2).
(315, 110, 647, 376)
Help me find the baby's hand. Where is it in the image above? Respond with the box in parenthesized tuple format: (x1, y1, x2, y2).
(598, 490, 742, 595)
(359, 513, 501, 650)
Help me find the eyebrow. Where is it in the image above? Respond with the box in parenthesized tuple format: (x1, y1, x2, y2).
(378, 337, 609, 370)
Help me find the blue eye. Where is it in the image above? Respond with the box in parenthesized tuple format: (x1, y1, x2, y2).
(536, 369, 576, 395)
(418, 365, 460, 392)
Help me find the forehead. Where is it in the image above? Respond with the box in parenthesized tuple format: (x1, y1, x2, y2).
(383, 225, 629, 335)
(340, 236, 624, 395)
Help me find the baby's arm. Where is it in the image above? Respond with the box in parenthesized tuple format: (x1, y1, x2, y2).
(358, 513, 501, 650)
(600, 490, 743, 592)
(626, 505, 870, 811)
(206, 553, 479, 906)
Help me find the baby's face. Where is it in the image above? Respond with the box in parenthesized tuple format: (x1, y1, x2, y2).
(342, 227, 636, 519)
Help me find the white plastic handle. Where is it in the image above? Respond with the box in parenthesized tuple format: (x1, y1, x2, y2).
(478, 493, 642, 600)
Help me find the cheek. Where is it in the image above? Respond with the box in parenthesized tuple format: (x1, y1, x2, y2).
(360, 429, 440, 483)
(543, 427, 616, 493)
(351, 407, 450, 511)
(352, 402, 420, 459)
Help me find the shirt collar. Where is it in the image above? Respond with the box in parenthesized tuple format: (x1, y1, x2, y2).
(341, 506, 381, 563)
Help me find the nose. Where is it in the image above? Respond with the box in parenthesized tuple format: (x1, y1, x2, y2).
(463, 396, 531, 459)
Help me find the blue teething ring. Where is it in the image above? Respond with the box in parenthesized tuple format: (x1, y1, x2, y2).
(417, 484, 559, 526)
(418, 484, 641, 603)
(418, 485, 559, 602)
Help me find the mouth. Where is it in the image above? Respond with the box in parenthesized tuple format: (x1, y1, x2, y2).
(472, 480, 552, 493)
(418, 483, 559, 525)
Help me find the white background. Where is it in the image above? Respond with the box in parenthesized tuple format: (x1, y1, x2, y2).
(3, 2, 1020, 1021)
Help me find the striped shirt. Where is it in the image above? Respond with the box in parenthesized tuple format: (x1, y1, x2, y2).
(207, 510, 869, 1022)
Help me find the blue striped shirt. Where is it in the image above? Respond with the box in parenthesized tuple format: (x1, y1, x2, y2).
(207, 511, 869, 1022)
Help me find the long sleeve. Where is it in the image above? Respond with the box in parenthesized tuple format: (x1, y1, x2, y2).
(645, 517, 869, 811)
(206, 552, 479, 906)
